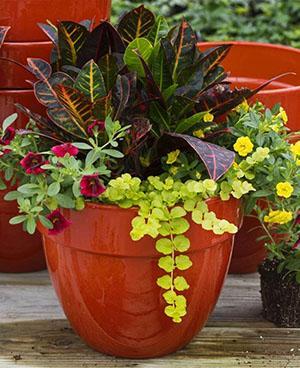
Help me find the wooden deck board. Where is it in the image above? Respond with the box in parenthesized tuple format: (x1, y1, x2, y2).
(0, 272, 299, 367)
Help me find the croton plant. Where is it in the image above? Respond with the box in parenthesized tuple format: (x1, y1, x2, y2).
(0, 6, 298, 322)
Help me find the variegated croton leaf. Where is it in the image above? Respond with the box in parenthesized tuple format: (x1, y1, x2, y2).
(166, 132, 235, 180)
(118, 5, 155, 45)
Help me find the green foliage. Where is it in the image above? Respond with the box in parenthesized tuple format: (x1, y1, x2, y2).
(112, 0, 300, 48)
(103, 172, 244, 322)
(214, 101, 300, 282)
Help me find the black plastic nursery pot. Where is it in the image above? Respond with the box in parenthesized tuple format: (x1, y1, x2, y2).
(259, 259, 300, 327)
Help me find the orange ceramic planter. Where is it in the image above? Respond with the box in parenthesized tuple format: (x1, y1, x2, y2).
(0, 42, 52, 89)
(39, 198, 241, 358)
(0, 90, 46, 128)
(0, 91, 46, 272)
(0, 0, 112, 42)
(229, 215, 267, 274)
(0, 179, 46, 273)
(198, 41, 300, 131)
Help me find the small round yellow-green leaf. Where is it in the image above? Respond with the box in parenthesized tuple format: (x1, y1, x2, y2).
(184, 199, 196, 212)
(174, 276, 190, 291)
(156, 238, 173, 255)
(164, 305, 176, 317)
(158, 256, 174, 272)
(192, 209, 203, 224)
(157, 275, 172, 289)
(175, 255, 193, 270)
(170, 206, 186, 219)
(163, 290, 177, 304)
(170, 218, 190, 234)
(173, 235, 190, 252)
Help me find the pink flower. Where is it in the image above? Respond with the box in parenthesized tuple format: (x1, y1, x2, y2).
(80, 174, 106, 197)
(0, 127, 15, 145)
(20, 152, 48, 175)
(0, 149, 11, 157)
(51, 143, 79, 158)
(46, 209, 71, 235)
(87, 120, 105, 136)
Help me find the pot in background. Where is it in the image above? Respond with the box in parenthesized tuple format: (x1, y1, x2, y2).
(0, 0, 112, 42)
(0, 42, 52, 89)
(0, 90, 46, 128)
(229, 215, 267, 274)
(197, 41, 300, 131)
(0, 178, 46, 273)
(40, 198, 241, 358)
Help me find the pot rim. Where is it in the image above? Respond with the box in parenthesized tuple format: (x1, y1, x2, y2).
(1, 41, 53, 47)
(197, 40, 300, 94)
(0, 89, 35, 94)
(83, 195, 235, 213)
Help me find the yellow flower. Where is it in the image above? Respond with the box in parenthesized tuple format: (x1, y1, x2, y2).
(193, 129, 205, 138)
(290, 141, 300, 157)
(235, 99, 249, 113)
(278, 107, 288, 124)
(166, 150, 180, 164)
(233, 136, 254, 157)
(203, 112, 214, 123)
(276, 182, 294, 198)
(169, 166, 179, 175)
(264, 210, 293, 225)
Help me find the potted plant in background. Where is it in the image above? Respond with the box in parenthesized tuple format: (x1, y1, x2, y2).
(0, 5, 294, 357)
(210, 99, 300, 325)
(197, 40, 300, 273)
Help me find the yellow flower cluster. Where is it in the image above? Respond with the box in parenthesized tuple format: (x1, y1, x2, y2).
(276, 182, 294, 199)
(290, 141, 300, 166)
(264, 210, 293, 225)
(233, 136, 254, 157)
(234, 100, 249, 113)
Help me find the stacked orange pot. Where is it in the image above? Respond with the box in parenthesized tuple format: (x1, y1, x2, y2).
(0, 0, 112, 272)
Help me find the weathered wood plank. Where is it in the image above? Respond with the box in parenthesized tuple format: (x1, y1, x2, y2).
(0, 271, 299, 367)
(0, 320, 300, 368)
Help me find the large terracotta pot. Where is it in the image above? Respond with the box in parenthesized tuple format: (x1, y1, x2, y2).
(0, 90, 46, 128)
(0, 0, 112, 42)
(0, 42, 52, 89)
(0, 178, 46, 273)
(197, 41, 300, 131)
(39, 197, 241, 358)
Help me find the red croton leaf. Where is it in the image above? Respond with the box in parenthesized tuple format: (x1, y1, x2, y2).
(166, 132, 235, 180)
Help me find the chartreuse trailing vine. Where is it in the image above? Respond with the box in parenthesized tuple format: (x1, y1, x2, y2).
(103, 172, 250, 322)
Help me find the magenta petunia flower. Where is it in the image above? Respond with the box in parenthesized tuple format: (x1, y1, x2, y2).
(46, 209, 71, 235)
(0, 127, 15, 145)
(87, 120, 105, 136)
(51, 143, 79, 158)
(20, 152, 48, 175)
(80, 174, 106, 197)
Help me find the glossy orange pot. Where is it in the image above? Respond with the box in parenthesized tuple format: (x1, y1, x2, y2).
(0, 0, 112, 42)
(39, 198, 241, 358)
(0, 178, 46, 273)
(0, 42, 52, 89)
(0, 91, 46, 272)
(198, 41, 300, 131)
(229, 215, 267, 274)
(0, 90, 46, 128)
